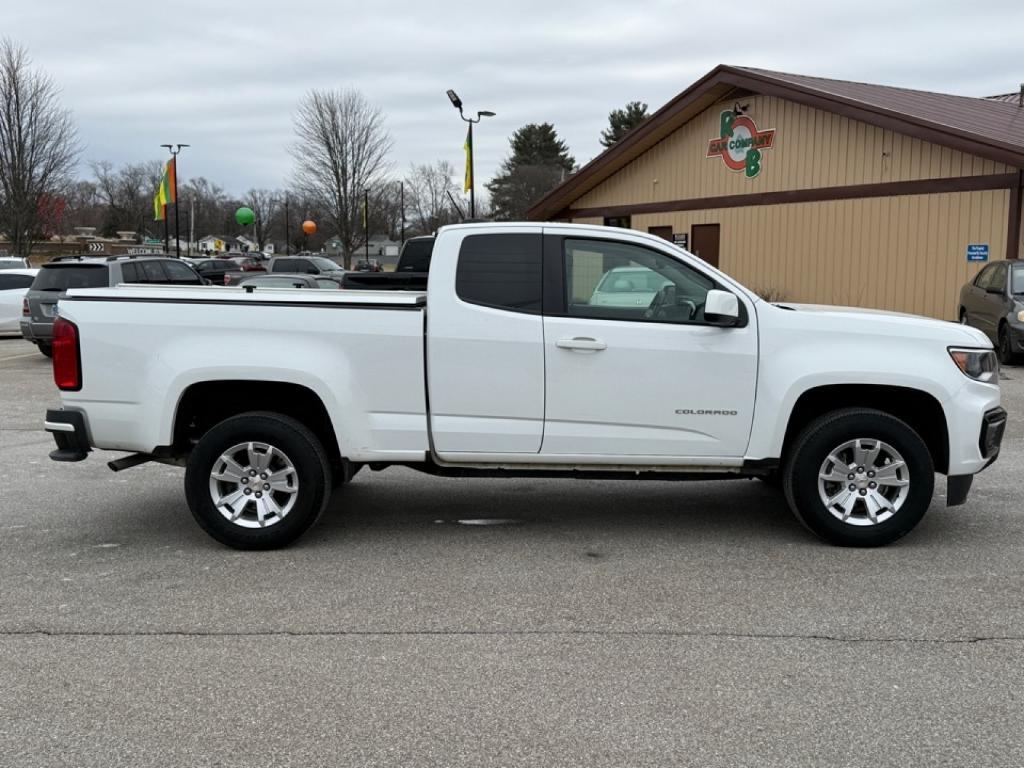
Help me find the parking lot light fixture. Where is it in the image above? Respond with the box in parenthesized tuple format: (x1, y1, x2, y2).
(446, 91, 495, 218)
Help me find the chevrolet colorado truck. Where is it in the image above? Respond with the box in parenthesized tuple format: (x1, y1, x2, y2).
(43, 223, 1006, 549)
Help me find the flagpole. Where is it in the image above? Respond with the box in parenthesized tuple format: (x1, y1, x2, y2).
(172, 158, 180, 258)
(161, 144, 189, 258)
(468, 121, 475, 218)
(163, 205, 169, 254)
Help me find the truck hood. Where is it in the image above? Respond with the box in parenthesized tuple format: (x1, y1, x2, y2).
(771, 302, 992, 347)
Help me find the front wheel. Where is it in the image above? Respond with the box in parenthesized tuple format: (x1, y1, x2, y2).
(998, 325, 1017, 365)
(782, 409, 934, 547)
(185, 411, 332, 549)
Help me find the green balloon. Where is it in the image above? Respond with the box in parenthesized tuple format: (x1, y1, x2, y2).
(235, 206, 255, 226)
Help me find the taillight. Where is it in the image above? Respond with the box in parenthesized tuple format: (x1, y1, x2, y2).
(52, 317, 82, 391)
(22, 298, 29, 316)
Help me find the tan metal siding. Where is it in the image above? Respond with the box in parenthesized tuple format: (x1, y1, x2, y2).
(632, 189, 1009, 320)
(575, 95, 1014, 209)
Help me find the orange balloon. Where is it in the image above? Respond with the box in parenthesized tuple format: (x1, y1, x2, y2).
(302, 220, 316, 236)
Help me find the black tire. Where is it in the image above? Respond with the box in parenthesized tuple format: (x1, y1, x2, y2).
(782, 408, 934, 547)
(998, 324, 1017, 366)
(185, 411, 332, 549)
(37, 342, 52, 358)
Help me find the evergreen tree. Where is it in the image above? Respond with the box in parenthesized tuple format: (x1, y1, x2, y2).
(599, 101, 650, 148)
(485, 123, 575, 221)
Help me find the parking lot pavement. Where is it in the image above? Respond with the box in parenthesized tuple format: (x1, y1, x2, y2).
(2, 335, 1024, 766)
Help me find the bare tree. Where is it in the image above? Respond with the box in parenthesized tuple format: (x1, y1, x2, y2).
(91, 159, 164, 239)
(0, 39, 80, 256)
(243, 188, 281, 251)
(404, 160, 462, 236)
(290, 88, 392, 268)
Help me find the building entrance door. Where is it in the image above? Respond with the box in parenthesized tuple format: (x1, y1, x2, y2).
(690, 224, 720, 268)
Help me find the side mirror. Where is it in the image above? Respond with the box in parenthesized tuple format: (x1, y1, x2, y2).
(705, 289, 740, 326)
(986, 285, 1004, 295)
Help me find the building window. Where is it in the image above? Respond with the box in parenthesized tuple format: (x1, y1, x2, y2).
(603, 216, 631, 229)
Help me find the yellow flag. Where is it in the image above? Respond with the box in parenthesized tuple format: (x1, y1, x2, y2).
(463, 126, 472, 192)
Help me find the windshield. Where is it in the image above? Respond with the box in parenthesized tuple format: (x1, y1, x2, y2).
(1013, 266, 1024, 295)
(32, 264, 108, 291)
(311, 257, 340, 271)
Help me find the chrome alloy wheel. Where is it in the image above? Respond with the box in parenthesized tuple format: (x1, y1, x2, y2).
(208, 442, 299, 529)
(817, 438, 909, 526)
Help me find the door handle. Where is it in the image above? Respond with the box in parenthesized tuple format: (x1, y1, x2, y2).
(556, 337, 607, 352)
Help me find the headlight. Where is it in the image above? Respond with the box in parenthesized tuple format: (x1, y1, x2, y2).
(1017, 310, 1024, 323)
(948, 347, 998, 383)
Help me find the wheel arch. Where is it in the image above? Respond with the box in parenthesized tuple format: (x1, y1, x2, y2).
(781, 384, 949, 474)
(171, 380, 343, 471)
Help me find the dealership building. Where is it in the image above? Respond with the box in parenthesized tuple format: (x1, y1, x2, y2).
(527, 65, 1024, 320)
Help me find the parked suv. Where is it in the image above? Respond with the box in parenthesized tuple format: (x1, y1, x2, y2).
(21, 255, 203, 356)
(958, 260, 1024, 364)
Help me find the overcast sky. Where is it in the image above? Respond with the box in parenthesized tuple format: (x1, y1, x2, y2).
(3, 0, 1022, 198)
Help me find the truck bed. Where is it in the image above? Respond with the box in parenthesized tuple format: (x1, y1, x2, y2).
(57, 283, 429, 458)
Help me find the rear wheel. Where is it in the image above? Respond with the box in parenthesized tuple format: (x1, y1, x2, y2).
(185, 411, 331, 549)
(37, 342, 52, 358)
(783, 409, 934, 547)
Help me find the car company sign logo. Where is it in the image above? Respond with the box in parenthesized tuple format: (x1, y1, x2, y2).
(706, 109, 776, 178)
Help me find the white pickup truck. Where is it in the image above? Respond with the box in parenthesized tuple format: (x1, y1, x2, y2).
(44, 223, 1006, 549)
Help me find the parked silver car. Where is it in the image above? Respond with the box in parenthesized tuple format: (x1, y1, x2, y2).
(237, 273, 343, 290)
(958, 259, 1024, 364)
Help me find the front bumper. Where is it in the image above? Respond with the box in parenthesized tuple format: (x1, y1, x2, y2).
(947, 405, 1006, 507)
(20, 319, 53, 343)
(44, 409, 91, 461)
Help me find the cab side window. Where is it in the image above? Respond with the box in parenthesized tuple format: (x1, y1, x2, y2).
(455, 233, 542, 313)
(563, 238, 714, 324)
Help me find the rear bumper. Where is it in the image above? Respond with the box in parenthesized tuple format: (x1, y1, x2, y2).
(20, 320, 53, 343)
(44, 409, 91, 461)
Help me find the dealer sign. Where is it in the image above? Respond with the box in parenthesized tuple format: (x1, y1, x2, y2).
(707, 109, 776, 179)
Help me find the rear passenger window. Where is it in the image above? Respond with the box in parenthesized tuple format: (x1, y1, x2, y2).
(455, 234, 542, 313)
(0, 274, 33, 289)
(140, 261, 167, 283)
(120, 263, 139, 282)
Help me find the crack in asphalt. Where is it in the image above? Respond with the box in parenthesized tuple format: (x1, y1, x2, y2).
(2, 628, 1022, 644)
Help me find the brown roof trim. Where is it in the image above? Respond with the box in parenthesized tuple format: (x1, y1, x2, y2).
(526, 65, 1024, 221)
(562, 172, 1018, 220)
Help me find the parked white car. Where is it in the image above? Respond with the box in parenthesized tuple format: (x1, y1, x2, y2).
(43, 223, 1005, 549)
(0, 268, 37, 334)
(589, 266, 673, 308)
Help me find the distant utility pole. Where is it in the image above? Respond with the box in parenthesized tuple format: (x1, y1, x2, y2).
(284, 196, 290, 255)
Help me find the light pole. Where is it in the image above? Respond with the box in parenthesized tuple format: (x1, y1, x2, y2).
(160, 143, 189, 257)
(446, 90, 494, 219)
